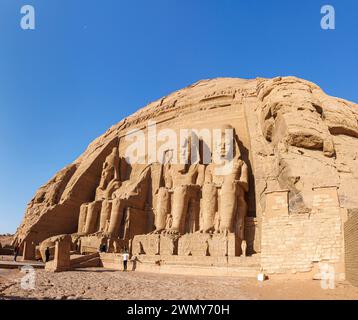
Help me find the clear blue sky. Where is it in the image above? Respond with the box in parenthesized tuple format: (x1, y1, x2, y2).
(0, 0, 357, 234)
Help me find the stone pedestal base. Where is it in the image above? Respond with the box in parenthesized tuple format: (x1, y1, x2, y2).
(80, 235, 104, 254)
(132, 233, 242, 257)
(178, 233, 241, 257)
(22, 241, 36, 260)
(178, 233, 210, 256)
(132, 234, 179, 256)
(79, 234, 129, 254)
(124, 254, 261, 277)
(132, 234, 160, 255)
(45, 235, 71, 272)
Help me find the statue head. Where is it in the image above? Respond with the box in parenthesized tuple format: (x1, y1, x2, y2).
(215, 124, 237, 160)
(163, 149, 174, 165)
(177, 137, 191, 172)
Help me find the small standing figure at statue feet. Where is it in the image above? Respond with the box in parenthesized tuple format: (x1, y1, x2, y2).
(122, 247, 129, 272)
(99, 243, 107, 253)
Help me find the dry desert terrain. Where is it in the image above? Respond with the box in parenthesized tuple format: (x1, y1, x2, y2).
(1, 267, 358, 300)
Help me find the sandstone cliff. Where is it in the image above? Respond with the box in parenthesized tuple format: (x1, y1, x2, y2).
(14, 77, 358, 247)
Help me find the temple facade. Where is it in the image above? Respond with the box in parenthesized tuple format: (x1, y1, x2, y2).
(14, 77, 358, 279)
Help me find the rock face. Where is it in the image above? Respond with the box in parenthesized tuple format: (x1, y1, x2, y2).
(14, 76, 358, 277)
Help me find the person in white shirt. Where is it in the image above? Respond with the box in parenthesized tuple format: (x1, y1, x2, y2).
(122, 249, 129, 271)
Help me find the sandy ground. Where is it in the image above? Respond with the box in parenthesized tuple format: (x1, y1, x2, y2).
(1, 267, 358, 300)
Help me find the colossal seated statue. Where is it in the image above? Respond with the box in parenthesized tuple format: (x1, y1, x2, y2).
(219, 154, 248, 235)
(200, 163, 218, 233)
(106, 165, 151, 237)
(152, 156, 172, 234)
(166, 162, 203, 234)
(77, 147, 122, 236)
(200, 124, 249, 238)
(77, 146, 151, 241)
(153, 138, 205, 235)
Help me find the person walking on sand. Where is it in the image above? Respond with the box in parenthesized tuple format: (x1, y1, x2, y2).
(122, 248, 129, 272)
(14, 245, 19, 262)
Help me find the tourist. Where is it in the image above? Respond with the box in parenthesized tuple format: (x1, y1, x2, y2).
(99, 243, 107, 253)
(13, 245, 19, 262)
(122, 248, 129, 272)
(45, 247, 50, 262)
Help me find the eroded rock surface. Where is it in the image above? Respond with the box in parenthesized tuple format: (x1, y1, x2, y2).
(13, 77, 358, 266)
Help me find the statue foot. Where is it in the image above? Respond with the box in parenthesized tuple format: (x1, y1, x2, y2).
(205, 227, 215, 234)
(214, 229, 229, 236)
(166, 229, 180, 235)
(150, 229, 164, 235)
(197, 228, 214, 234)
